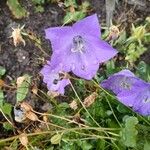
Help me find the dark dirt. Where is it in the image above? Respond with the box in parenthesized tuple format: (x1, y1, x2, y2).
(0, 0, 149, 138)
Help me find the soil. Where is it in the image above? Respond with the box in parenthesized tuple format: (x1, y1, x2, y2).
(0, 0, 149, 138)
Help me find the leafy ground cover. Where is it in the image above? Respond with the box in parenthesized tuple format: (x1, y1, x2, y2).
(0, 0, 150, 149)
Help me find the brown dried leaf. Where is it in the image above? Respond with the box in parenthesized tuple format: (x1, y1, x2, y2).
(83, 92, 98, 108)
(26, 111, 38, 121)
(69, 100, 78, 110)
(47, 90, 60, 98)
(0, 79, 4, 87)
(20, 102, 33, 112)
(43, 115, 48, 123)
(19, 133, 28, 147)
(32, 85, 38, 95)
(69, 5, 75, 13)
(106, 25, 120, 41)
(73, 113, 85, 125)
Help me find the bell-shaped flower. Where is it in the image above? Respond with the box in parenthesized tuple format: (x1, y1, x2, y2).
(40, 61, 70, 94)
(101, 69, 150, 116)
(45, 14, 118, 80)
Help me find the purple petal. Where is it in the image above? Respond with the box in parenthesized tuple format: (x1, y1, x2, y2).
(117, 90, 138, 107)
(86, 36, 118, 63)
(45, 26, 74, 53)
(50, 43, 100, 79)
(132, 84, 150, 116)
(73, 14, 101, 38)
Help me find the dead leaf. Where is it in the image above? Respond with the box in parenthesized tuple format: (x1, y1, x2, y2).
(20, 102, 33, 112)
(83, 92, 98, 108)
(32, 85, 38, 95)
(106, 25, 120, 41)
(43, 115, 48, 122)
(47, 90, 60, 98)
(0, 79, 4, 87)
(26, 111, 38, 121)
(69, 100, 78, 110)
(19, 133, 28, 147)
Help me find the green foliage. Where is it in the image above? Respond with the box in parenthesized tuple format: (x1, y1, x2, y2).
(120, 116, 138, 147)
(63, 1, 89, 24)
(3, 122, 13, 131)
(136, 61, 150, 82)
(127, 24, 146, 46)
(144, 141, 150, 150)
(51, 134, 62, 145)
(125, 43, 147, 63)
(16, 74, 31, 102)
(0, 66, 6, 77)
(0, 90, 4, 106)
(0, 66, 12, 121)
(32, 0, 45, 13)
(113, 18, 149, 65)
(7, 0, 28, 19)
(1, 103, 12, 118)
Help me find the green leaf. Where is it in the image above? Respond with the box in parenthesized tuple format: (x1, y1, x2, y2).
(0, 66, 6, 77)
(105, 60, 116, 76)
(120, 116, 138, 147)
(144, 141, 150, 150)
(3, 122, 13, 131)
(63, 11, 86, 24)
(32, 0, 45, 5)
(117, 104, 129, 114)
(16, 74, 31, 102)
(136, 61, 150, 81)
(51, 134, 62, 145)
(1, 103, 12, 118)
(77, 140, 93, 150)
(7, 0, 28, 19)
(64, 0, 77, 7)
(35, 5, 44, 13)
(0, 90, 4, 107)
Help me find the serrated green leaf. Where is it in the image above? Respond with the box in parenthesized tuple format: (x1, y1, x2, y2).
(16, 74, 31, 102)
(120, 116, 138, 147)
(51, 134, 62, 145)
(7, 0, 28, 19)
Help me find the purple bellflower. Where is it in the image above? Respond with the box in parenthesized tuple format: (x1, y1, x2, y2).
(117, 82, 150, 115)
(40, 61, 70, 94)
(101, 69, 150, 116)
(45, 14, 118, 80)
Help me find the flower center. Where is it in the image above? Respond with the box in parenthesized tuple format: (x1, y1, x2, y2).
(71, 35, 84, 53)
(120, 78, 132, 89)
